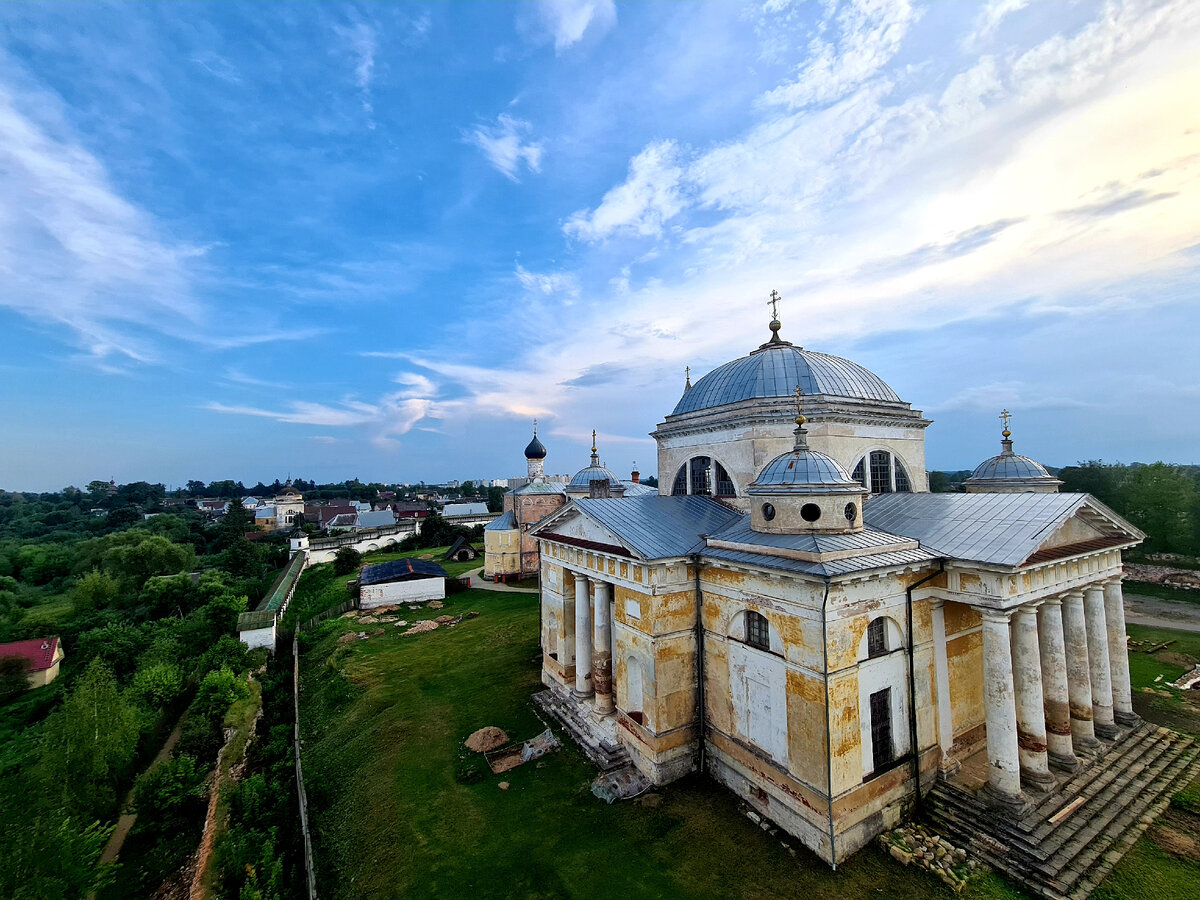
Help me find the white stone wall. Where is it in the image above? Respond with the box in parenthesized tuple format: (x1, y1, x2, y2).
(360, 577, 445, 608)
(241, 623, 276, 651)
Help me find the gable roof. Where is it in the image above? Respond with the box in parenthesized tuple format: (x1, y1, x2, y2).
(356, 510, 397, 528)
(863, 492, 1142, 568)
(443, 502, 490, 516)
(534, 496, 742, 560)
(360, 558, 448, 585)
(0, 637, 61, 672)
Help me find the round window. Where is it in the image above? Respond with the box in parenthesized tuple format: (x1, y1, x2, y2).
(801, 503, 821, 522)
(844, 502, 857, 523)
(761, 503, 776, 521)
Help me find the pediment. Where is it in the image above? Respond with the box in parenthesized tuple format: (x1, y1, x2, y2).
(528, 503, 640, 559)
(1020, 497, 1144, 567)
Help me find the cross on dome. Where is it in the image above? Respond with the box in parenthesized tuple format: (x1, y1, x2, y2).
(1000, 408, 1012, 438)
(768, 289, 781, 321)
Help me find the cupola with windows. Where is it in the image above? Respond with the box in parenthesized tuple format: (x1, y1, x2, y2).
(963, 410, 1062, 494)
(746, 389, 868, 534)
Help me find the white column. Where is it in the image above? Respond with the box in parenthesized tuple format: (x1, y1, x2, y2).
(1105, 578, 1137, 725)
(1083, 584, 1117, 739)
(930, 600, 958, 774)
(1036, 598, 1078, 771)
(592, 582, 614, 715)
(1010, 606, 1056, 790)
(1061, 590, 1100, 753)
(574, 574, 593, 697)
(982, 610, 1026, 810)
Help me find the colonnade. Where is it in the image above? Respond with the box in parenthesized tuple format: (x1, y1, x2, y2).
(937, 578, 1136, 810)
(572, 572, 616, 716)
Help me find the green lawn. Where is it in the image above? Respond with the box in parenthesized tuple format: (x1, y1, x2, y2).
(1126, 581, 1200, 607)
(296, 592, 1200, 900)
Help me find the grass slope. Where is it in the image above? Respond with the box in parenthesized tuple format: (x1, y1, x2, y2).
(299, 589, 1021, 900)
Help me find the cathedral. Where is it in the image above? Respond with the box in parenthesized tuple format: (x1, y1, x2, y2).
(518, 302, 1198, 887)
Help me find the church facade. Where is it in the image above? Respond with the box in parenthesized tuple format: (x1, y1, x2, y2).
(529, 310, 1165, 869)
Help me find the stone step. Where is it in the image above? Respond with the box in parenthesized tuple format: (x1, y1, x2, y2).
(533, 689, 630, 771)
(924, 726, 1200, 900)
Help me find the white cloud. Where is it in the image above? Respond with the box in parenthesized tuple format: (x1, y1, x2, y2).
(204, 389, 437, 444)
(0, 80, 202, 366)
(335, 22, 377, 120)
(534, 0, 617, 53)
(465, 113, 544, 181)
(563, 140, 685, 241)
(762, 0, 918, 109)
(515, 263, 580, 298)
(966, 0, 1032, 48)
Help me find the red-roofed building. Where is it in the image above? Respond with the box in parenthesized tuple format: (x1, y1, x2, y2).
(0, 637, 65, 689)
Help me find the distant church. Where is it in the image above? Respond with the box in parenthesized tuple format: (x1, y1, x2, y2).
(513, 295, 1197, 891)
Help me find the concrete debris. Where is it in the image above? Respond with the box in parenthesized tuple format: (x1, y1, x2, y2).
(371, 629, 385, 637)
(591, 764, 652, 803)
(336, 632, 358, 644)
(465, 727, 510, 753)
(358, 615, 379, 624)
(498, 782, 510, 790)
(878, 825, 982, 893)
(427, 600, 445, 609)
(395, 620, 408, 627)
(486, 728, 562, 775)
(435, 615, 455, 624)
(1170, 665, 1200, 690)
(402, 620, 439, 636)
(340, 610, 357, 619)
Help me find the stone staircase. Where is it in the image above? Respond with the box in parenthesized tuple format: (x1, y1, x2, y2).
(925, 723, 1200, 900)
(533, 688, 630, 771)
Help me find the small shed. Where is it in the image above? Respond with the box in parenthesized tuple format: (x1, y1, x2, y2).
(359, 558, 449, 609)
(0, 637, 65, 689)
(444, 536, 479, 562)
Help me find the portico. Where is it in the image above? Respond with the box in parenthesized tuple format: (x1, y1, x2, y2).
(933, 566, 1137, 808)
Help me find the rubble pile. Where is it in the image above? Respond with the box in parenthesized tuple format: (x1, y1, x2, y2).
(877, 824, 982, 893)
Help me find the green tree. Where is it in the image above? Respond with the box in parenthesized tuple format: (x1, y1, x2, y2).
(102, 534, 195, 592)
(74, 569, 121, 613)
(130, 661, 184, 709)
(134, 753, 205, 833)
(1120, 462, 1196, 555)
(38, 660, 141, 818)
(0, 655, 29, 701)
(486, 485, 506, 512)
(333, 547, 362, 576)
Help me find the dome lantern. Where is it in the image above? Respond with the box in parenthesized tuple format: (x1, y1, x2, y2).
(964, 410, 1062, 494)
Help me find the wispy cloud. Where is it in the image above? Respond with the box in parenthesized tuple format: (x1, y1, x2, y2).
(466, 113, 544, 181)
(563, 140, 684, 241)
(336, 21, 377, 123)
(529, 0, 617, 54)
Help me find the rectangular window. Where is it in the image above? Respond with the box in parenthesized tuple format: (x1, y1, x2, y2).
(869, 450, 892, 494)
(746, 611, 770, 651)
(867, 618, 887, 657)
(870, 688, 893, 773)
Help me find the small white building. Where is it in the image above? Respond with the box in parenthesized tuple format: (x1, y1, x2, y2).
(358, 559, 449, 609)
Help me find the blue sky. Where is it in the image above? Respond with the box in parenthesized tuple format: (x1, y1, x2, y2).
(1, 0, 1198, 491)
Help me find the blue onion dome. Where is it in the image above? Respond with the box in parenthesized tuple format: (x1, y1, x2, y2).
(524, 434, 547, 460)
(671, 320, 899, 416)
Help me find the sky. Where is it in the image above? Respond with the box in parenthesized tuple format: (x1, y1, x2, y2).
(1, 0, 1198, 492)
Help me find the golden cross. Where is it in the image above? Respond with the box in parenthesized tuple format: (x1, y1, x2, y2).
(768, 289, 781, 320)
(794, 385, 805, 414)
(591, 429, 597, 452)
(1000, 408, 1011, 436)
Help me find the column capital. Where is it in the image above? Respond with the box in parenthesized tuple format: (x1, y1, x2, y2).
(928, 596, 947, 610)
(1061, 588, 1085, 602)
(981, 608, 1013, 624)
(1103, 574, 1124, 587)
(1039, 595, 1063, 609)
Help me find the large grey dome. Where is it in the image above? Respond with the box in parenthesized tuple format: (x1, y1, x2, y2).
(569, 465, 623, 489)
(672, 342, 900, 416)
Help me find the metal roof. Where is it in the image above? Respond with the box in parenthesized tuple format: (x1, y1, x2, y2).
(360, 558, 448, 585)
(749, 447, 860, 493)
(702, 545, 937, 578)
(568, 465, 624, 488)
(671, 343, 900, 416)
(443, 502, 490, 516)
(968, 452, 1055, 482)
(706, 518, 916, 553)
(862, 492, 1136, 568)
(514, 480, 567, 495)
(484, 510, 516, 531)
(621, 481, 658, 496)
(567, 496, 742, 560)
(356, 510, 397, 528)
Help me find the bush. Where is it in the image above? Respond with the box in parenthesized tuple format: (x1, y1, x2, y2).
(134, 754, 206, 833)
(192, 667, 249, 723)
(332, 547, 362, 576)
(130, 661, 184, 709)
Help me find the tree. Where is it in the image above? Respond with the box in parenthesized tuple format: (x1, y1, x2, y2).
(333, 547, 362, 576)
(134, 754, 205, 834)
(486, 485, 506, 512)
(1120, 463, 1195, 555)
(74, 569, 121, 613)
(102, 534, 195, 591)
(38, 660, 141, 818)
(0, 655, 29, 701)
(186, 480, 207, 496)
(130, 661, 184, 709)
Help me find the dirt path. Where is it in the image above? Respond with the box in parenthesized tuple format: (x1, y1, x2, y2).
(1124, 592, 1200, 633)
(97, 715, 186, 866)
(464, 566, 538, 593)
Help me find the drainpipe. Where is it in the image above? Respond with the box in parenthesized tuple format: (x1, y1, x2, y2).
(692, 551, 707, 774)
(820, 576, 836, 869)
(905, 562, 944, 816)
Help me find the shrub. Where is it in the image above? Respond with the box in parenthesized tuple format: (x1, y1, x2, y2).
(134, 754, 206, 833)
(130, 662, 184, 709)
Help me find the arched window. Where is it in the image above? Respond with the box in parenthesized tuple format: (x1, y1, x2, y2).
(852, 451, 914, 494)
(745, 610, 770, 651)
(867, 618, 888, 658)
(671, 457, 737, 497)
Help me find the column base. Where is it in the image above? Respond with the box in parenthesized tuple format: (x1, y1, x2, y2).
(984, 783, 1030, 817)
(573, 688, 595, 701)
(1071, 735, 1102, 759)
(1115, 710, 1140, 727)
(1095, 721, 1120, 740)
(1020, 768, 1058, 793)
(938, 756, 962, 778)
(592, 697, 616, 718)
(1048, 751, 1079, 774)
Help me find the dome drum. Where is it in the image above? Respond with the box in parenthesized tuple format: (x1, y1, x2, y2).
(749, 491, 865, 535)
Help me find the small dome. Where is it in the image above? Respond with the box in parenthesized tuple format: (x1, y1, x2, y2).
(672, 342, 900, 416)
(524, 434, 547, 460)
(569, 465, 623, 489)
(964, 428, 1061, 493)
(749, 448, 860, 494)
